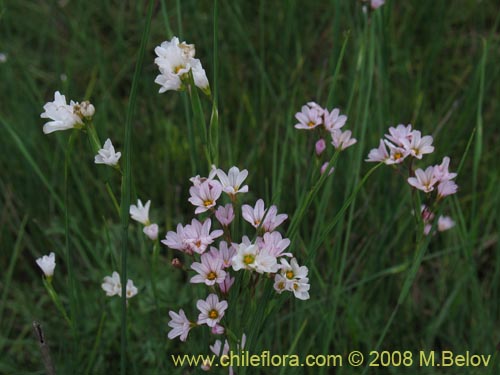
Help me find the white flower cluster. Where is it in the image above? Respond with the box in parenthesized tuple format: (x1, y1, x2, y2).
(154, 37, 209, 94)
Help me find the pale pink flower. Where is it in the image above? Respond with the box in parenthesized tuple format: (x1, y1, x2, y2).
(323, 108, 347, 133)
(211, 324, 225, 335)
(184, 219, 223, 254)
(320, 162, 335, 176)
(261, 205, 288, 232)
(331, 130, 357, 150)
(437, 180, 458, 198)
(433, 157, 457, 181)
(384, 141, 410, 164)
(143, 223, 158, 240)
(188, 180, 222, 214)
(215, 204, 235, 226)
(215, 167, 249, 195)
(407, 166, 438, 193)
(101, 271, 121, 296)
(257, 232, 292, 257)
(438, 216, 455, 232)
(371, 0, 385, 9)
(273, 274, 289, 294)
(168, 309, 193, 341)
(162, 223, 190, 253)
(385, 124, 413, 147)
(306, 101, 325, 116)
(219, 273, 235, 294)
(294, 105, 323, 130)
(315, 138, 326, 156)
(242, 199, 265, 228)
(125, 279, 138, 299)
(189, 166, 218, 186)
(217, 241, 236, 268)
(402, 130, 434, 159)
(197, 294, 228, 327)
(366, 139, 389, 163)
(190, 253, 226, 286)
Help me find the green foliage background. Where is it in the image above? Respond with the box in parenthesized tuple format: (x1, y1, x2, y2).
(0, 0, 499, 374)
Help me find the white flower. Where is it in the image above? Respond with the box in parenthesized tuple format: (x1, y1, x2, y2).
(384, 140, 411, 164)
(154, 37, 210, 93)
(94, 138, 121, 166)
(36, 252, 56, 277)
(279, 258, 309, 280)
(291, 277, 310, 300)
(168, 309, 193, 341)
(0, 52, 7, 63)
(215, 166, 249, 195)
(40, 91, 83, 134)
(101, 272, 138, 299)
(294, 105, 323, 130)
(101, 271, 121, 296)
(129, 199, 151, 225)
(143, 223, 159, 240)
(197, 294, 228, 327)
(232, 243, 259, 272)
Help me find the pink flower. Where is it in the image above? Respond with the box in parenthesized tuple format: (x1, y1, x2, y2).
(433, 157, 457, 181)
(215, 204, 235, 226)
(385, 124, 413, 147)
(320, 162, 335, 176)
(437, 180, 458, 198)
(215, 166, 249, 195)
(217, 241, 236, 268)
(385, 140, 410, 164)
(323, 108, 347, 133)
(315, 139, 326, 156)
(294, 105, 323, 130)
(162, 223, 191, 253)
(197, 294, 228, 327)
(402, 130, 434, 159)
(407, 166, 438, 193)
(371, 0, 385, 9)
(188, 180, 222, 214)
(168, 309, 193, 341)
(366, 139, 389, 163)
(184, 219, 223, 254)
(438, 216, 455, 232)
(219, 273, 235, 294)
(242, 199, 287, 232)
(331, 130, 357, 150)
(211, 324, 225, 335)
(190, 253, 226, 286)
(257, 231, 292, 257)
(262, 205, 288, 232)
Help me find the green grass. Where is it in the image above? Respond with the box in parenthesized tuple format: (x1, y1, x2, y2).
(1, 0, 500, 374)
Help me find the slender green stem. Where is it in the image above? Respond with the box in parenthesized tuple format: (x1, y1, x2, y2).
(119, 1, 154, 373)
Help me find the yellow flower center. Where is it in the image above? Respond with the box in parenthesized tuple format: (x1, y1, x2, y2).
(203, 199, 213, 207)
(243, 254, 255, 265)
(277, 281, 285, 290)
(286, 270, 294, 279)
(307, 121, 315, 128)
(195, 240, 201, 248)
(394, 152, 403, 160)
(293, 283, 299, 291)
(208, 309, 219, 319)
(207, 271, 217, 281)
(174, 65, 184, 74)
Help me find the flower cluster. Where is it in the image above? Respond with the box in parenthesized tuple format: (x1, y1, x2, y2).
(294, 102, 356, 174)
(40, 91, 94, 134)
(129, 199, 159, 240)
(101, 271, 138, 299)
(366, 124, 458, 235)
(163, 166, 310, 345)
(154, 37, 210, 94)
